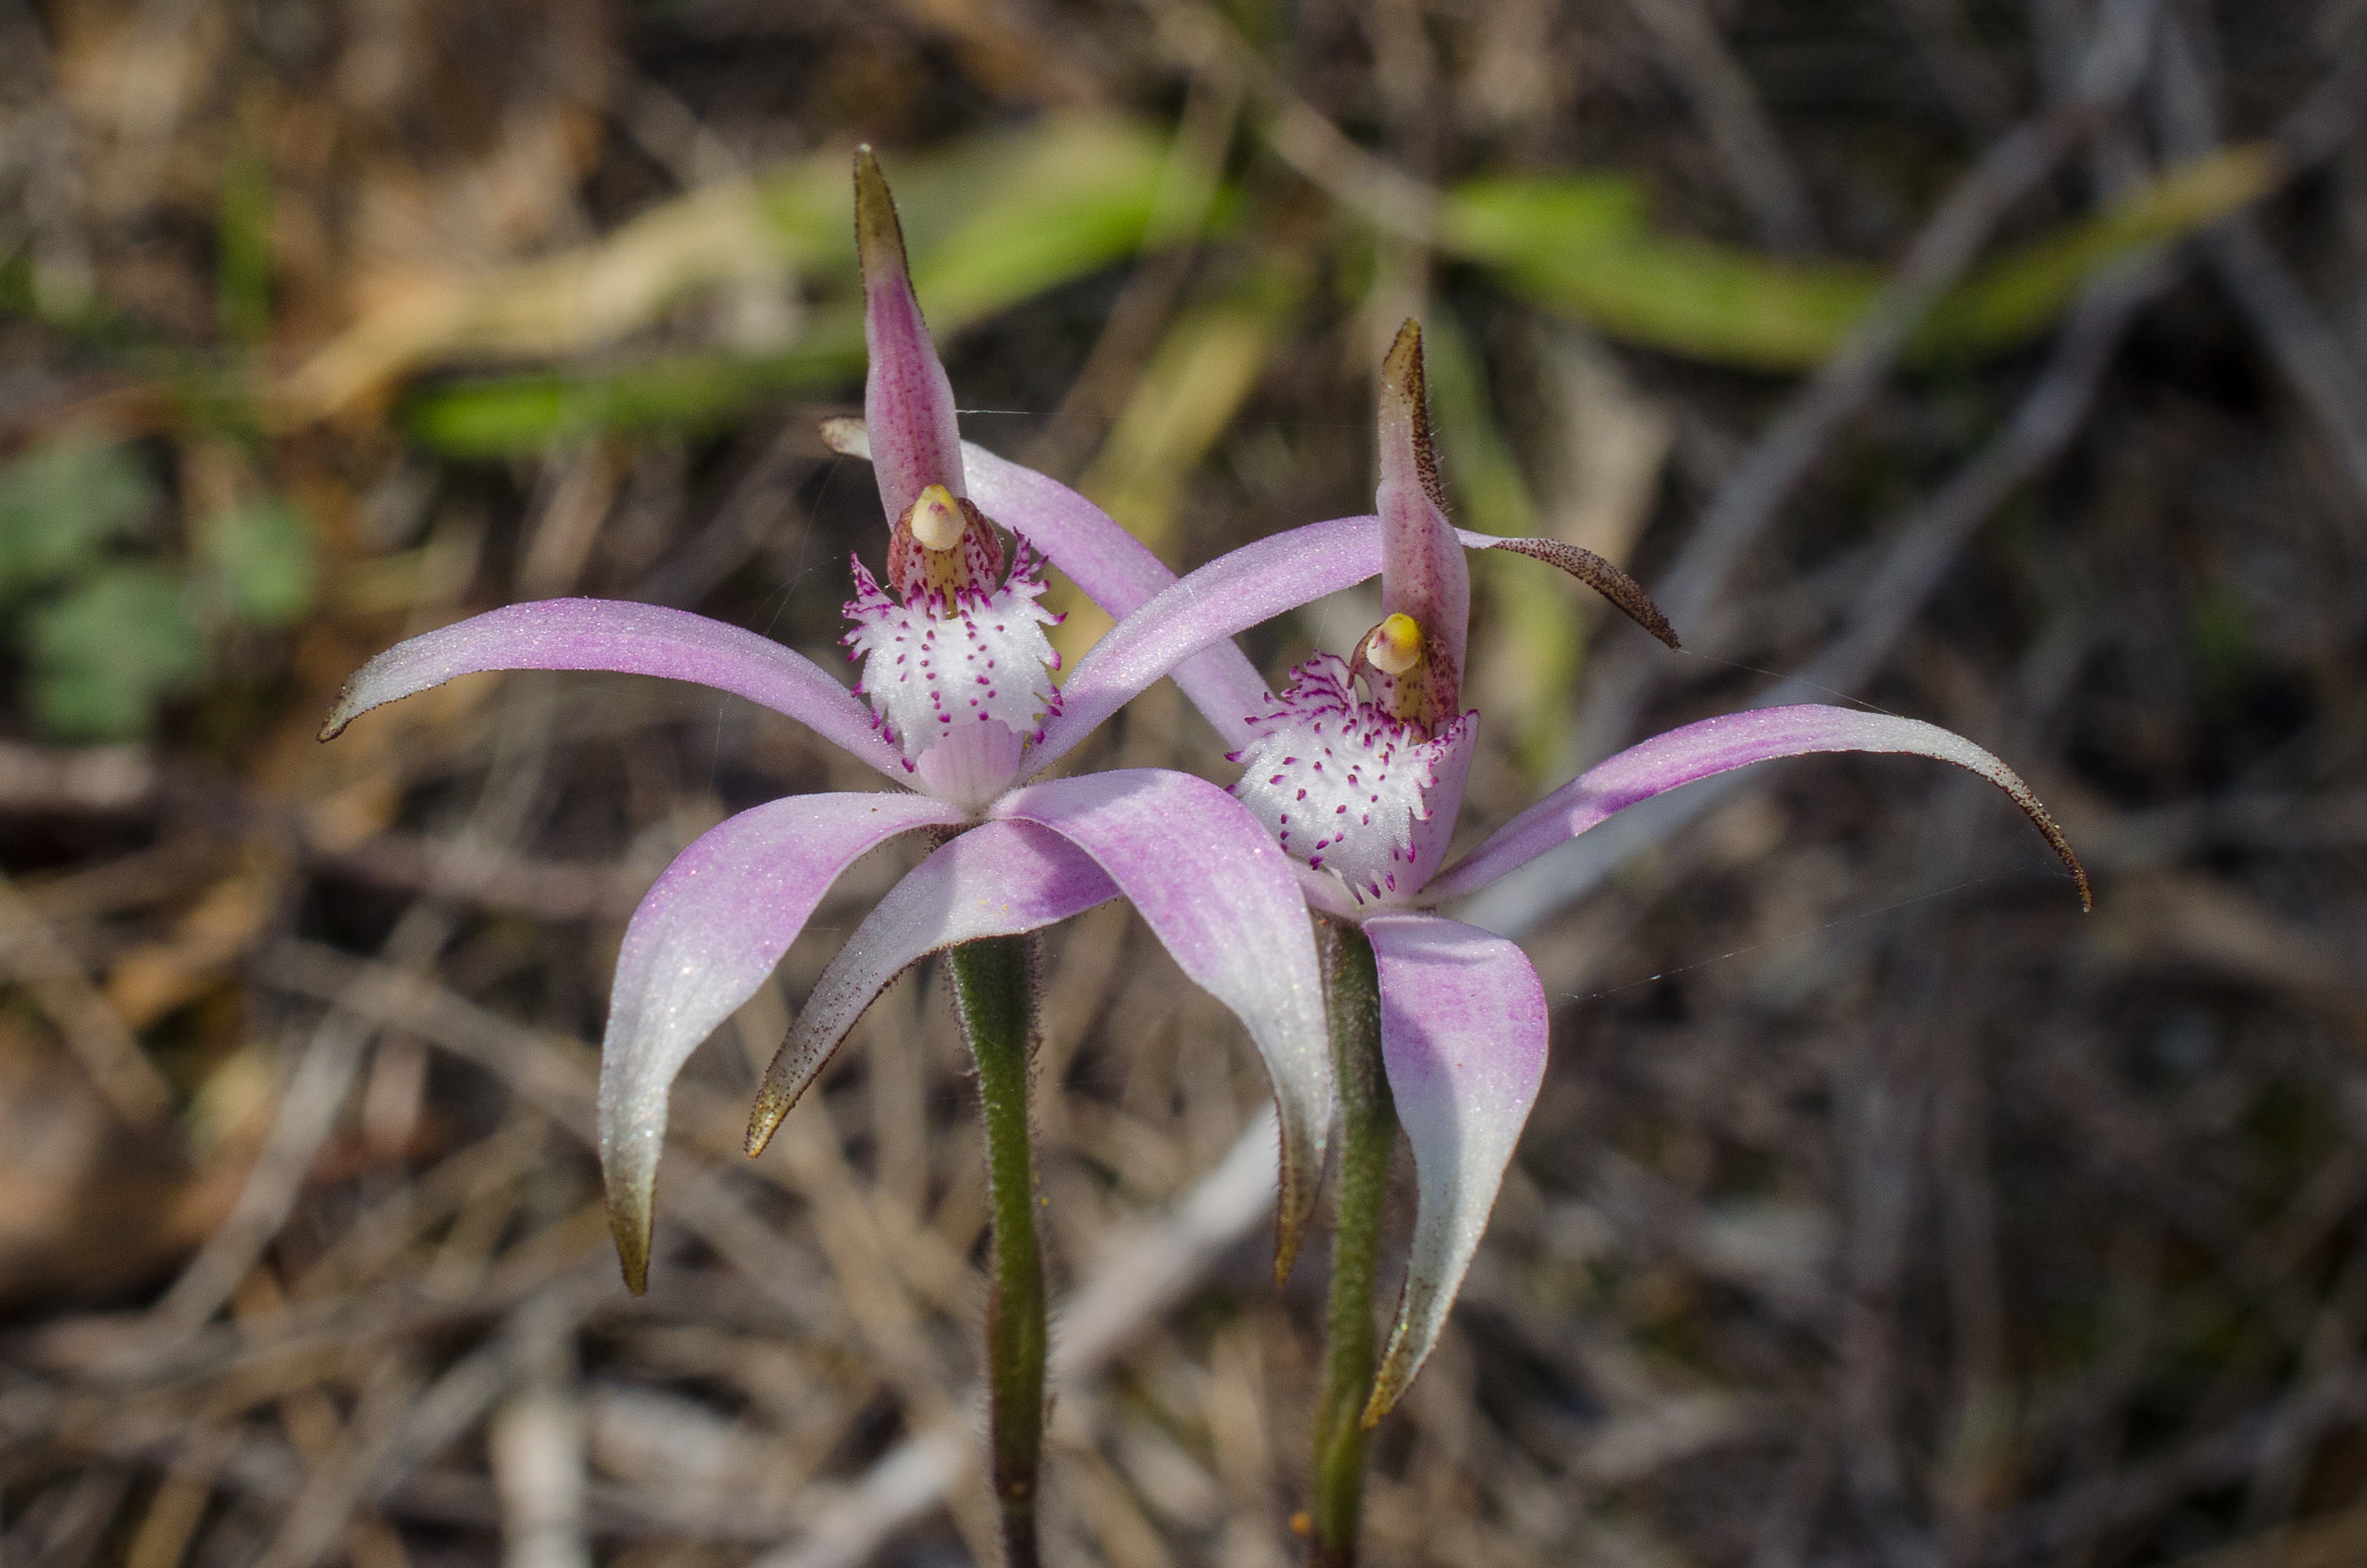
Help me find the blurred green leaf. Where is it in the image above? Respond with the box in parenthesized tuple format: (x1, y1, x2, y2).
(1450, 145, 2278, 370)
(1442, 177, 1885, 370)
(1486, 231, 1881, 371)
(1441, 172, 1877, 369)
(1436, 175, 1649, 257)
(404, 132, 2275, 455)
(202, 499, 316, 626)
(404, 338, 857, 454)
(1917, 145, 2279, 356)
(905, 119, 1184, 325)
(26, 565, 207, 739)
(0, 441, 156, 598)
(406, 118, 1195, 455)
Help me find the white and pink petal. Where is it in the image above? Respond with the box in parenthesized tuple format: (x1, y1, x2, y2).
(745, 819, 1120, 1150)
(993, 769, 1334, 1281)
(824, 421, 1284, 750)
(1360, 911, 1549, 1423)
(321, 598, 908, 783)
(1428, 704, 2090, 906)
(600, 790, 964, 1292)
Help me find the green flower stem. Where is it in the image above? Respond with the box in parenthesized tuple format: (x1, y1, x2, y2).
(948, 935, 1047, 1568)
(1309, 919, 1395, 1568)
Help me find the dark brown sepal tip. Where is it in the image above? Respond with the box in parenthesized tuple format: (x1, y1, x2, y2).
(1381, 319, 1448, 514)
(612, 1222, 650, 1297)
(852, 144, 913, 288)
(1487, 537, 1682, 650)
(2022, 799, 2092, 914)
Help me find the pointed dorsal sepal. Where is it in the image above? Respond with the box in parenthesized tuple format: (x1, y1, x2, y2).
(854, 146, 967, 529)
(1375, 321, 1469, 718)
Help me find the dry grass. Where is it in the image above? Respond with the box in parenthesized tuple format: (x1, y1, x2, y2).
(0, 2, 2364, 1566)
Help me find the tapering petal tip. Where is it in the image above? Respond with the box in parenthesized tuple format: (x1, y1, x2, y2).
(596, 791, 962, 1310)
(609, 1203, 651, 1296)
(751, 820, 1122, 1155)
(1433, 704, 2091, 908)
(1485, 537, 1682, 650)
(1379, 320, 1446, 516)
(319, 671, 375, 740)
(2013, 787, 2091, 912)
(312, 599, 911, 780)
(1273, 1151, 1317, 1288)
(744, 1072, 798, 1158)
(1382, 317, 1423, 392)
(852, 145, 909, 291)
(852, 145, 965, 523)
(1272, 1110, 1318, 1284)
(1360, 1312, 1423, 1427)
(1355, 913, 1548, 1425)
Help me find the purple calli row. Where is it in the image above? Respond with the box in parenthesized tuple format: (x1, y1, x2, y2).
(323, 151, 2088, 1434)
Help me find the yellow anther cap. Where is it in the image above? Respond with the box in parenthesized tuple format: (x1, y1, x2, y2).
(1366, 613, 1424, 675)
(908, 485, 965, 551)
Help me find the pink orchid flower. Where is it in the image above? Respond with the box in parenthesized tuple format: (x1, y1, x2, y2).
(321, 151, 1339, 1292)
(981, 321, 2091, 1424)
(1221, 322, 2091, 1421)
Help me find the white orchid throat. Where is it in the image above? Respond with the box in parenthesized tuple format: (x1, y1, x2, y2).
(1228, 653, 1477, 905)
(844, 543, 1062, 790)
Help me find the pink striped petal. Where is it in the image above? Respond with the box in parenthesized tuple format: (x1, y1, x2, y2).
(995, 769, 1332, 1281)
(602, 791, 964, 1292)
(1360, 912, 1548, 1422)
(856, 148, 965, 522)
(1427, 704, 2091, 906)
(1377, 323, 1469, 708)
(745, 819, 1119, 1154)
(320, 598, 909, 783)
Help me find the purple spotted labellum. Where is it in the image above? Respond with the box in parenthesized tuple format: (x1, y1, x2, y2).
(1070, 321, 2091, 1425)
(321, 149, 1336, 1295)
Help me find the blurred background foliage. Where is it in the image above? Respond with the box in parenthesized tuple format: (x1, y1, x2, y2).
(3, 2, 2367, 1567)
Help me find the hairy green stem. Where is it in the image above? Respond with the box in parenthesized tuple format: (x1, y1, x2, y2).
(1309, 920, 1395, 1568)
(949, 935, 1046, 1568)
